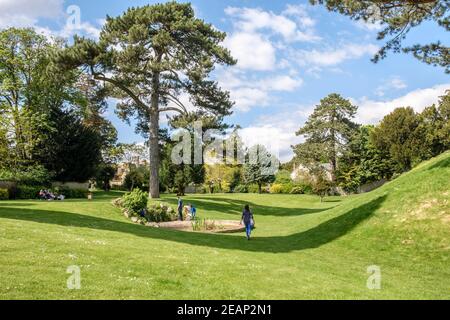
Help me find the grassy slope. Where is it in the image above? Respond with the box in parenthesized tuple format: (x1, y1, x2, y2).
(0, 152, 449, 299)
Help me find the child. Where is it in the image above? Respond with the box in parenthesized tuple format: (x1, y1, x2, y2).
(190, 204, 197, 220)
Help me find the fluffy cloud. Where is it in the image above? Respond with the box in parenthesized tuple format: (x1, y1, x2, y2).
(295, 43, 379, 67)
(0, 0, 63, 28)
(224, 32, 276, 71)
(224, 5, 320, 71)
(218, 70, 303, 112)
(375, 76, 407, 97)
(0, 0, 101, 39)
(225, 6, 319, 43)
(355, 83, 450, 124)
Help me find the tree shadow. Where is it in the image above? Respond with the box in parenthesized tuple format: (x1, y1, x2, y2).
(427, 155, 450, 170)
(158, 196, 334, 217)
(0, 195, 386, 253)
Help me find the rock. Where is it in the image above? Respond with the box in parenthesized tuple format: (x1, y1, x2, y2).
(131, 216, 139, 223)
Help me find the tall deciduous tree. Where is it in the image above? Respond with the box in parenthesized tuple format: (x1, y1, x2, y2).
(55, 2, 236, 198)
(310, 0, 449, 73)
(293, 93, 358, 183)
(243, 145, 278, 194)
(370, 107, 420, 172)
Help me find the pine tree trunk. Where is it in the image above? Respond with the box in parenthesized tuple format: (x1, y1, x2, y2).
(149, 69, 161, 199)
(149, 110, 160, 198)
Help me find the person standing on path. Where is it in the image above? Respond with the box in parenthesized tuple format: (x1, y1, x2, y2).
(177, 197, 183, 221)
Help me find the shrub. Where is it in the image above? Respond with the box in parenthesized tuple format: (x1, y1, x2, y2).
(290, 186, 304, 194)
(16, 185, 42, 199)
(270, 183, 284, 194)
(247, 184, 260, 193)
(122, 189, 148, 215)
(233, 185, 248, 193)
(145, 203, 177, 222)
(221, 181, 231, 193)
(55, 187, 87, 199)
(0, 188, 8, 200)
(288, 182, 314, 195)
(0, 165, 52, 186)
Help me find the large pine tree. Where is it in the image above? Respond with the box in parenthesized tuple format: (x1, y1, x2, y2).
(293, 93, 358, 183)
(55, 2, 236, 198)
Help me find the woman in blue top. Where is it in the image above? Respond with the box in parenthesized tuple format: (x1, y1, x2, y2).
(241, 205, 255, 240)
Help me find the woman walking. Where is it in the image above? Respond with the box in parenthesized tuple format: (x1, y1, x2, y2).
(241, 205, 255, 240)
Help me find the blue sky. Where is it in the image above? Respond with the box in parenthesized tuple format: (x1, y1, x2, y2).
(1, 0, 448, 161)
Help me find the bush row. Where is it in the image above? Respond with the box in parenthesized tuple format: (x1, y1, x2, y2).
(0, 185, 87, 200)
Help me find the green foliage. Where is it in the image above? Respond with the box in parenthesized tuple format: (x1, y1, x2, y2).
(54, 187, 87, 199)
(371, 107, 420, 172)
(55, 2, 236, 197)
(337, 125, 395, 193)
(293, 93, 358, 182)
(145, 203, 177, 223)
(310, 0, 449, 73)
(270, 183, 284, 194)
(15, 185, 42, 200)
(95, 164, 116, 191)
(0, 188, 8, 200)
(290, 186, 305, 194)
(233, 185, 248, 193)
(243, 145, 278, 193)
(192, 219, 217, 232)
(123, 166, 149, 191)
(274, 169, 292, 184)
(34, 108, 102, 182)
(0, 165, 51, 186)
(122, 189, 148, 215)
(311, 173, 333, 201)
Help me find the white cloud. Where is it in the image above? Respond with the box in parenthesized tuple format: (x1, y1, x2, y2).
(295, 43, 379, 67)
(0, 0, 101, 40)
(238, 106, 312, 162)
(375, 76, 407, 97)
(218, 70, 303, 112)
(225, 6, 320, 43)
(0, 0, 63, 28)
(355, 83, 450, 124)
(224, 32, 276, 71)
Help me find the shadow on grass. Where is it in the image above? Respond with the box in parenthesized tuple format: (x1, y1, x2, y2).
(158, 196, 334, 217)
(427, 155, 450, 170)
(0, 195, 386, 253)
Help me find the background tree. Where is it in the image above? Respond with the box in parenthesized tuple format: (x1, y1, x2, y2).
(310, 0, 449, 73)
(293, 93, 358, 183)
(55, 2, 236, 198)
(34, 108, 102, 182)
(337, 125, 395, 192)
(370, 107, 421, 172)
(243, 145, 278, 194)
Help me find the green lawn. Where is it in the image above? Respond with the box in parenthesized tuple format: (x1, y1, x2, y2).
(1, 152, 449, 299)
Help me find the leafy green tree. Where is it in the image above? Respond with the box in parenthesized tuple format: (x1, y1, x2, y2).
(95, 163, 117, 191)
(0, 28, 58, 167)
(34, 108, 102, 182)
(123, 166, 150, 191)
(55, 2, 236, 198)
(415, 91, 450, 159)
(310, 0, 449, 73)
(371, 107, 420, 172)
(337, 125, 395, 192)
(293, 93, 358, 183)
(243, 145, 278, 194)
(311, 170, 332, 202)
